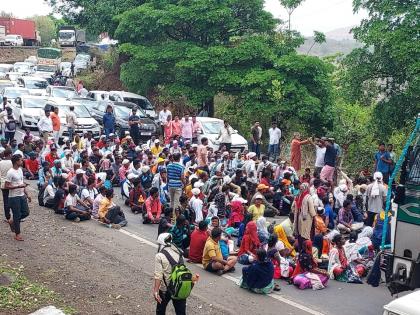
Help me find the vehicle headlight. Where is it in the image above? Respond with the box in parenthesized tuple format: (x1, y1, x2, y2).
(92, 122, 99, 128)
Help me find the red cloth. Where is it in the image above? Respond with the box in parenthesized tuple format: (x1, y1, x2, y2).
(188, 229, 208, 263)
(260, 177, 271, 188)
(238, 221, 260, 257)
(25, 159, 39, 174)
(145, 196, 161, 220)
(96, 140, 105, 149)
(295, 190, 309, 210)
(44, 153, 57, 168)
(227, 201, 244, 227)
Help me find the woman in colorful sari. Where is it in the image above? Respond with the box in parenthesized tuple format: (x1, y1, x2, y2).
(291, 240, 318, 278)
(293, 182, 316, 250)
(328, 234, 349, 280)
(256, 216, 270, 244)
(238, 221, 261, 265)
(273, 224, 296, 257)
(227, 200, 244, 229)
(240, 248, 275, 294)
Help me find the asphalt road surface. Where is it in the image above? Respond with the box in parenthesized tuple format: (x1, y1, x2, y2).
(0, 128, 399, 315)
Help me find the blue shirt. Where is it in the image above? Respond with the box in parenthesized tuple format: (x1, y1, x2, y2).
(103, 112, 115, 130)
(375, 151, 391, 174)
(325, 204, 335, 229)
(167, 162, 184, 189)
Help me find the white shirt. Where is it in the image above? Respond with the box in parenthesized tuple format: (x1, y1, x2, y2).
(81, 187, 97, 201)
(159, 109, 172, 124)
(64, 194, 79, 208)
(66, 112, 78, 128)
(6, 167, 24, 197)
(0, 159, 12, 189)
(189, 196, 203, 222)
(315, 146, 326, 168)
(268, 127, 281, 145)
(37, 116, 53, 132)
(218, 126, 233, 144)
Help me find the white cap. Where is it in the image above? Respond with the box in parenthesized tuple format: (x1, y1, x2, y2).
(154, 139, 160, 144)
(194, 181, 204, 189)
(76, 169, 85, 175)
(191, 188, 201, 196)
(135, 146, 142, 152)
(192, 144, 198, 148)
(64, 149, 71, 155)
(61, 173, 69, 179)
(223, 175, 232, 185)
(247, 152, 256, 159)
(222, 151, 229, 157)
(141, 165, 150, 173)
(125, 131, 130, 135)
(122, 159, 130, 164)
(232, 197, 248, 204)
(109, 133, 114, 137)
(127, 173, 138, 180)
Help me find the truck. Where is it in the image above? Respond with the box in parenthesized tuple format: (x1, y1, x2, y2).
(0, 18, 38, 46)
(0, 25, 5, 46)
(382, 113, 420, 295)
(35, 47, 62, 82)
(58, 26, 86, 47)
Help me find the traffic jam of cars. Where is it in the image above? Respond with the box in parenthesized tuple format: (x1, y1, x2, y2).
(0, 53, 249, 149)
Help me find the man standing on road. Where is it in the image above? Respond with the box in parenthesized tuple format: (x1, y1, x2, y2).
(320, 138, 336, 187)
(311, 137, 326, 177)
(128, 107, 141, 145)
(180, 113, 193, 143)
(267, 121, 281, 162)
(250, 121, 262, 158)
(66, 106, 78, 141)
(159, 103, 172, 137)
(154, 233, 187, 315)
(373, 142, 393, 183)
(2, 97, 7, 111)
(37, 109, 53, 143)
(103, 105, 115, 138)
(70, 62, 75, 78)
(167, 153, 185, 220)
(5, 154, 31, 241)
(3, 107, 17, 144)
(50, 106, 61, 143)
(0, 148, 12, 225)
(197, 137, 209, 173)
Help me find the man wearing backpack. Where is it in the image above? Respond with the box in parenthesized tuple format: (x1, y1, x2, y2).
(154, 233, 194, 315)
(3, 107, 17, 144)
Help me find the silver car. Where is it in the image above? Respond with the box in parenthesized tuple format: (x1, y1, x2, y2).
(10, 96, 48, 129)
(1, 87, 30, 102)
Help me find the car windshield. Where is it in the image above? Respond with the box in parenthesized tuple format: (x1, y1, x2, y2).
(0, 82, 14, 89)
(25, 80, 48, 89)
(14, 64, 30, 72)
(5, 35, 17, 40)
(23, 98, 47, 108)
(114, 106, 131, 120)
(51, 88, 77, 98)
(0, 66, 11, 73)
(37, 65, 55, 72)
(201, 121, 224, 134)
(124, 97, 154, 111)
(4, 89, 30, 99)
(72, 99, 98, 112)
(60, 105, 91, 118)
(59, 31, 74, 39)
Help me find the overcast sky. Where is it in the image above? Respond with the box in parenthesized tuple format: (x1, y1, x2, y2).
(3, 0, 366, 36)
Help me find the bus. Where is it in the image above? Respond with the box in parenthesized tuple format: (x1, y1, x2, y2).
(383, 114, 420, 295)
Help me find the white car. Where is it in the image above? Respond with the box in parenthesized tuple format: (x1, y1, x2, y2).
(0, 64, 14, 75)
(86, 90, 110, 101)
(47, 100, 101, 138)
(10, 95, 48, 129)
(13, 62, 34, 74)
(34, 64, 57, 80)
(5, 72, 22, 83)
(109, 91, 158, 121)
(383, 290, 420, 315)
(4, 35, 23, 46)
(195, 117, 248, 152)
(17, 76, 49, 96)
(46, 86, 77, 99)
(1, 87, 30, 102)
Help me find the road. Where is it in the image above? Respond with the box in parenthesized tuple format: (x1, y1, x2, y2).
(0, 129, 398, 315)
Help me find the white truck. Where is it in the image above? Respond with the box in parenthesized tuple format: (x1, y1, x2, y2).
(58, 26, 86, 47)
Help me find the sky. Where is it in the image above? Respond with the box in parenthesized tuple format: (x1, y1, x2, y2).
(3, 0, 367, 36)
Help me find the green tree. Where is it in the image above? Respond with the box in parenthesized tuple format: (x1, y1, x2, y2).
(115, 0, 278, 115)
(306, 31, 326, 54)
(342, 0, 420, 137)
(29, 16, 56, 46)
(47, 0, 146, 36)
(279, 0, 305, 32)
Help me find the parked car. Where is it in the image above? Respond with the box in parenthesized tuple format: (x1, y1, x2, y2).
(46, 86, 77, 99)
(13, 62, 34, 74)
(10, 96, 48, 129)
(1, 87, 30, 102)
(47, 100, 101, 139)
(383, 290, 420, 315)
(0, 80, 15, 90)
(0, 64, 14, 75)
(86, 90, 109, 101)
(91, 101, 158, 139)
(4, 34, 23, 46)
(108, 91, 158, 122)
(195, 117, 248, 152)
(17, 76, 48, 96)
(34, 64, 57, 81)
(70, 97, 102, 116)
(5, 72, 22, 83)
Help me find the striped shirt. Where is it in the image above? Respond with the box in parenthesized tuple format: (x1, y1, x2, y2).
(167, 162, 184, 189)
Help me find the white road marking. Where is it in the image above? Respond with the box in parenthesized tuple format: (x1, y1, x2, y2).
(117, 228, 326, 315)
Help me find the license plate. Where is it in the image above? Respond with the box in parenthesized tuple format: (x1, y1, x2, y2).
(141, 132, 152, 136)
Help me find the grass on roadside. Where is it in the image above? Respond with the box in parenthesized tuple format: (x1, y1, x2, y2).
(0, 263, 76, 314)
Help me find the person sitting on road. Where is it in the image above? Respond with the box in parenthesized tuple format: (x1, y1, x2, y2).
(92, 186, 107, 219)
(188, 220, 209, 263)
(81, 177, 98, 208)
(328, 234, 349, 280)
(52, 176, 67, 214)
(238, 221, 261, 265)
(143, 187, 162, 224)
(247, 194, 266, 222)
(202, 227, 237, 275)
(158, 206, 173, 236)
(337, 200, 357, 233)
(98, 189, 127, 228)
(64, 185, 91, 222)
(129, 178, 146, 214)
(169, 214, 191, 257)
(240, 248, 275, 294)
(43, 175, 59, 208)
(23, 152, 39, 180)
(122, 172, 137, 204)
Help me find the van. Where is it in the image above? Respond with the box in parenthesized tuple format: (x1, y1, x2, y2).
(108, 91, 158, 123)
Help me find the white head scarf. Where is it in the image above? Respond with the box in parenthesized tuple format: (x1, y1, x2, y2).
(157, 233, 172, 251)
(371, 172, 383, 197)
(358, 226, 373, 239)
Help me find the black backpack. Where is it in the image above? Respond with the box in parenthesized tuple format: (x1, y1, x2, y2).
(6, 115, 16, 131)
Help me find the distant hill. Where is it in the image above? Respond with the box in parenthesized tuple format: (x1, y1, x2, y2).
(297, 26, 363, 57)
